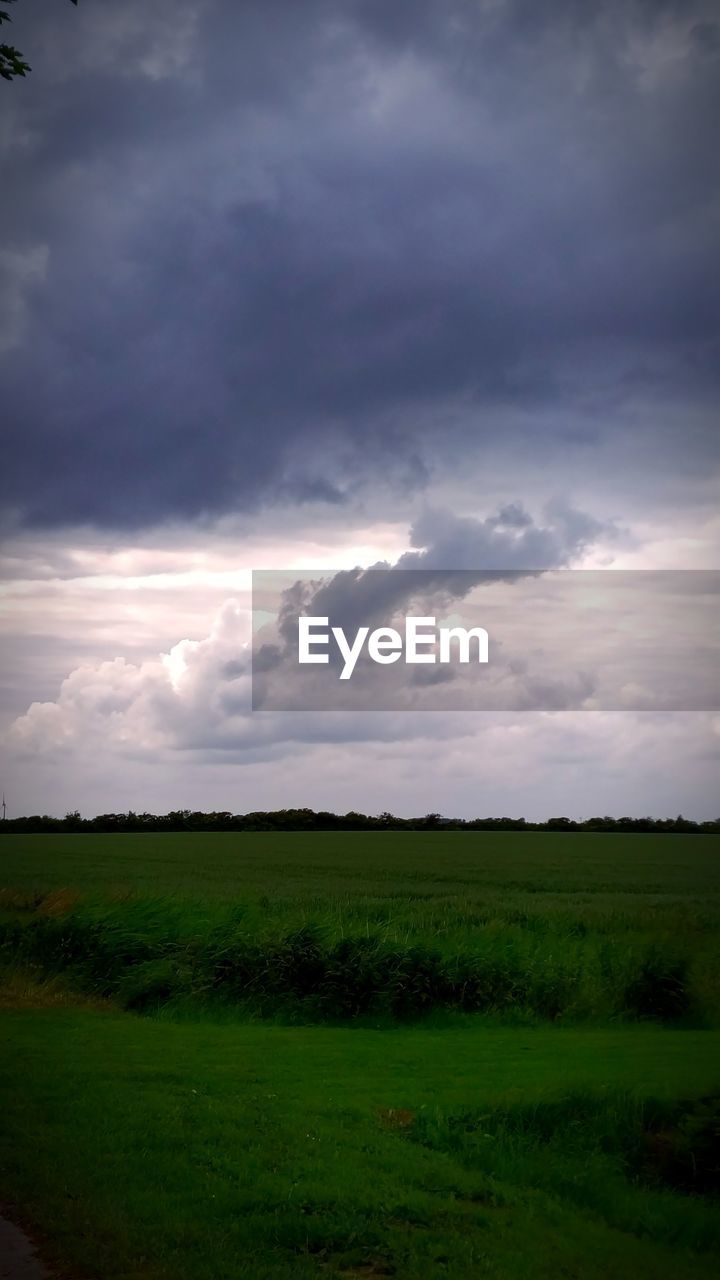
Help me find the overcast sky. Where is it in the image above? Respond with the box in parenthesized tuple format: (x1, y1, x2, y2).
(1, 0, 718, 819)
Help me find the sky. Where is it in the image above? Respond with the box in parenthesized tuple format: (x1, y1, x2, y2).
(0, 0, 718, 820)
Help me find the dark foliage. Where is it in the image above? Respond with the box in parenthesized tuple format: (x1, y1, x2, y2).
(413, 1092, 720, 1199)
(0, 912, 697, 1025)
(1, 0, 77, 83)
(641, 1097, 720, 1195)
(1, 808, 717, 834)
(623, 953, 692, 1022)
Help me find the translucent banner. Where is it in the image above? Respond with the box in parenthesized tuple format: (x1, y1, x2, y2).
(251, 569, 719, 712)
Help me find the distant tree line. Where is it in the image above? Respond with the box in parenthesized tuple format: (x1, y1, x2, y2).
(1, 809, 718, 834)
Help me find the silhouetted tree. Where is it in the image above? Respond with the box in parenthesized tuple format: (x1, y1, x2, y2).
(1, 0, 77, 82)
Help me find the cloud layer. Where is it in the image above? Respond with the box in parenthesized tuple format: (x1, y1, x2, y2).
(1, 0, 718, 528)
(2, 2, 718, 819)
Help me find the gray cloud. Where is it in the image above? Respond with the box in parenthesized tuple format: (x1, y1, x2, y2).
(268, 500, 613, 653)
(1, 0, 718, 529)
(254, 564, 720, 714)
(249, 508, 720, 714)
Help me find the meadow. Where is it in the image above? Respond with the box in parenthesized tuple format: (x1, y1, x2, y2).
(1, 831, 719, 1278)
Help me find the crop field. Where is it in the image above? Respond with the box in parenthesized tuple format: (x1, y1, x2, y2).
(1, 831, 719, 1278)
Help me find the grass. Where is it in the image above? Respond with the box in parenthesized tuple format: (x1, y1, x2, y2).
(1, 831, 718, 1023)
(1, 831, 719, 1277)
(1, 1009, 720, 1279)
(1, 830, 718, 899)
(0, 900, 711, 1023)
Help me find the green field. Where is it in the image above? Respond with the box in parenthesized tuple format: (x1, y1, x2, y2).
(1, 832, 719, 1277)
(2, 830, 718, 898)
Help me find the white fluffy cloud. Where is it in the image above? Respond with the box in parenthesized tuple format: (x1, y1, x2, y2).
(10, 600, 250, 756)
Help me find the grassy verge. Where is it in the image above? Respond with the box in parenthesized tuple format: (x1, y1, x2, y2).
(1, 1005, 719, 1279)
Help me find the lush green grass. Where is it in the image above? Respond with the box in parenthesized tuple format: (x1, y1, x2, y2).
(1, 832, 718, 1277)
(1, 1007, 719, 1279)
(1, 894, 712, 1024)
(2, 832, 718, 1024)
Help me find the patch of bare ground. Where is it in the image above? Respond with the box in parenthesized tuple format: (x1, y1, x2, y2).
(0, 1213, 51, 1280)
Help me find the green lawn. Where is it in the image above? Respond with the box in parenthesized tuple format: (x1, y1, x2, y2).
(1, 1007, 719, 1280)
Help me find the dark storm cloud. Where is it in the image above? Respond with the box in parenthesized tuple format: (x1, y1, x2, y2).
(1, 0, 718, 528)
